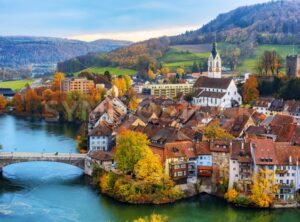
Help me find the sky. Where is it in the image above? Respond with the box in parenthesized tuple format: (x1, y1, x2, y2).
(0, 0, 270, 42)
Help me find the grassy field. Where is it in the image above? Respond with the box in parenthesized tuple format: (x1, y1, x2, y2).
(160, 47, 210, 71)
(162, 43, 300, 74)
(74, 66, 136, 76)
(238, 44, 300, 73)
(0, 79, 33, 90)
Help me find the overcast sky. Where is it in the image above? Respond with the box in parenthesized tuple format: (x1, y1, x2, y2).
(0, 0, 270, 42)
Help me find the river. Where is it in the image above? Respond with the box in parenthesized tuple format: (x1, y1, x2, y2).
(1, 114, 300, 222)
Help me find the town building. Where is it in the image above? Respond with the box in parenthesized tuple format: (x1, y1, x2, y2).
(61, 78, 95, 94)
(193, 43, 242, 108)
(0, 88, 15, 100)
(286, 54, 300, 78)
(143, 83, 193, 98)
(85, 150, 114, 175)
(89, 121, 115, 151)
(193, 77, 242, 108)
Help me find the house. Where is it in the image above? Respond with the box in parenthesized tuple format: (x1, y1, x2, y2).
(251, 139, 300, 201)
(253, 97, 273, 116)
(143, 83, 193, 97)
(221, 108, 256, 138)
(209, 140, 232, 187)
(89, 96, 127, 131)
(268, 99, 285, 115)
(88, 121, 115, 151)
(194, 141, 212, 177)
(193, 77, 242, 108)
(85, 150, 114, 175)
(61, 78, 95, 94)
(228, 141, 252, 193)
(0, 88, 15, 99)
(284, 100, 300, 124)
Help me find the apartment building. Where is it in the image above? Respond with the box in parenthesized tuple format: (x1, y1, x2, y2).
(61, 78, 95, 94)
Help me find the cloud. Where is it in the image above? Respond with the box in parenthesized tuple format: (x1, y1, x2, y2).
(68, 25, 200, 42)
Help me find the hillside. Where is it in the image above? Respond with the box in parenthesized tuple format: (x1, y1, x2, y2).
(58, 0, 300, 75)
(170, 0, 300, 45)
(0, 36, 131, 68)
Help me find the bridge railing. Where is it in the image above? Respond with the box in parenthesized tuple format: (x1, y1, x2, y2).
(0, 152, 86, 159)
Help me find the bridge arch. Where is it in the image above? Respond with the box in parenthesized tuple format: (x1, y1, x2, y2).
(0, 152, 86, 172)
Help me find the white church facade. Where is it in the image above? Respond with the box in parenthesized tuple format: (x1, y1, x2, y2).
(193, 43, 242, 108)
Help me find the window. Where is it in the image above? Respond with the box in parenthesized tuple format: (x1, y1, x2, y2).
(181, 164, 186, 169)
(174, 165, 179, 169)
(233, 168, 236, 171)
(177, 171, 183, 176)
(174, 172, 177, 177)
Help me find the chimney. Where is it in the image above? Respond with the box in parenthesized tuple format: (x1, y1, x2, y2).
(241, 141, 244, 150)
(289, 155, 292, 164)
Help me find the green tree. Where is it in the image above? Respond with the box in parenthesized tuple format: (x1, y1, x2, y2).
(192, 62, 200, 73)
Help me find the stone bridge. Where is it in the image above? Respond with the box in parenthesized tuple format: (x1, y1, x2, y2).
(0, 152, 86, 173)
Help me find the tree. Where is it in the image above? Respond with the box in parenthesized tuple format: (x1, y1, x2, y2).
(134, 151, 164, 185)
(134, 214, 167, 222)
(225, 188, 239, 202)
(250, 169, 278, 208)
(52, 72, 65, 91)
(24, 89, 42, 114)
(161, 67, 170, 76)
(256, 50, 283, 76)
(114, 130, 150, 173)
(0, 95, 7, 111)
(124, 75, 133, 90)
(13, 93, 24, 112)
(204, 121, 234, 140)
(222, 46, 241, 71)
(129, 97, 139, 112)
(192, 62, 200, 73)
(243, 75, 259, 104)
(147, 69, 156, 80)
(176, 67, 185, 77)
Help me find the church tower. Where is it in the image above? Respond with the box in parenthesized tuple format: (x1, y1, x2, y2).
(208, 42, 222, 78)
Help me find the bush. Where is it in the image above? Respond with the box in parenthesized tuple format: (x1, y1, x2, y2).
(234, 196, 252, 207)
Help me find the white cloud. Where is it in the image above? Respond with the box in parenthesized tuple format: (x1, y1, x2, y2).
(67, 25, 200, 42)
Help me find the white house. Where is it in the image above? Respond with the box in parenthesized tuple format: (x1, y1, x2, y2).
(193, 77, 242, 108)
(250, 139, 300, 201)
(193, 43, 242, 108)
(88, 121, 115, 151)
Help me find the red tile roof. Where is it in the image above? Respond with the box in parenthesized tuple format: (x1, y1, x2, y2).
(251, 139, 278, 165)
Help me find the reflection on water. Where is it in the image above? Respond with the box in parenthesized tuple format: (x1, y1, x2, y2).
(0, 114, 79, 152)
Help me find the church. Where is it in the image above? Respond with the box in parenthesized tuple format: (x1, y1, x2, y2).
(192, 43, 242, 108)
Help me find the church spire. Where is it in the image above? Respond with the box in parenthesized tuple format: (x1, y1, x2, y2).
(211, 42, 217, 59)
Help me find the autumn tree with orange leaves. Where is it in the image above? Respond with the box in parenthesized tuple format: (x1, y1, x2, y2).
(12, 93, 24, 112)
(243, 75, 259, 104)
(0, 95, 7, 111)
(52, 72, 65, 91)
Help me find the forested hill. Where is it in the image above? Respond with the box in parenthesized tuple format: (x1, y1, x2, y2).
(58, 0, 300, 74)
(170, 0, 300, 45)
(0, 36, 131, 68)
